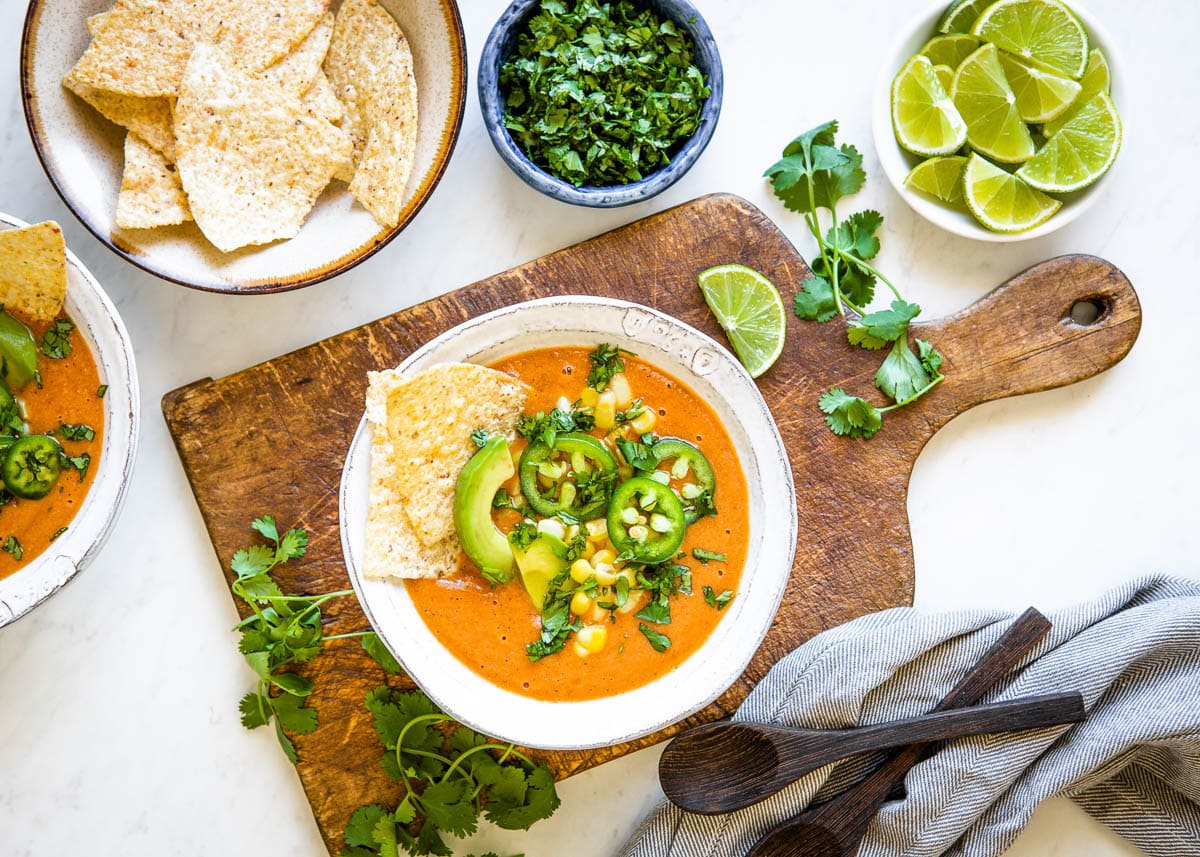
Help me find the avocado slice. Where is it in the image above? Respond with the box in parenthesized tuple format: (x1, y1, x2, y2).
(0, 311, 38, 390)
(513, 533, 570, 609)
(454, 435, 516, 585)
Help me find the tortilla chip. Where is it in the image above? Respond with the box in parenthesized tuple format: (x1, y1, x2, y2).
(63, 67, 176, 162)
(325, 0, 419, 228)
(302, 70, 344, 123)
(116, 133, 192, 229)
(86, 11, 111, 37)
(262, 11, 334, 97)
(363, 370, 459, 581)
(385, 363, 529, 547)
(174, 43, 352, 253)
(0, 222, 68, 322)
(68, 0, 329, 97)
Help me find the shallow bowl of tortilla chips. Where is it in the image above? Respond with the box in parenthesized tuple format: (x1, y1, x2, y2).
(0, 214, 140, 628)
(20, 0, 467, 293)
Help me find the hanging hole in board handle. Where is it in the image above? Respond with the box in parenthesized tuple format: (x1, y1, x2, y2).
(1067, 297, 1110, 327)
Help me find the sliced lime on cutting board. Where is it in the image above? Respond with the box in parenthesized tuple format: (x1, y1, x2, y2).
(905, 156, 969, 207)
(998, 52, 1082, 123)
(893, 55, 968, 157)
(951, 44, 1036, 163)
(1016, 92, 1121, 192)
(697, 264, 787, 379)
(963, 152, 1061, 232)
(971, 0, 1089, 79)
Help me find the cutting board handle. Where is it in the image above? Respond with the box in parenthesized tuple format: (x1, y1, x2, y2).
(915, 254, 1141, 428)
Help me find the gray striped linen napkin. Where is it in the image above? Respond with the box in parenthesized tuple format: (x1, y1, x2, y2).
(622, 575, 1200, 857)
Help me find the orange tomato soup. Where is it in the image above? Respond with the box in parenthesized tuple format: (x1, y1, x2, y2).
(405, 347, 748, 701)
(0, 314, 104, 579)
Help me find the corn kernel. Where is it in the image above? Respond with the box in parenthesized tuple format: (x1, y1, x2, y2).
(585, 518, 608, 540)
(570, 558, 594, 584)
(570, 591, 592, 616)
(631, 409, 657, 433)
(590, 603, 610, 624)
(681, 482, 704, 500)
(579, 387, 599, 407)
(610, 373, 633, 409)
(537, 517, 566, 540)
(556, 395, 572, 411)
(649, 513, 672, 533)
(619, 589, 648, 614)
(577, 625, 608, 653)
(593, 562, 618, 585)
(671, 457, 690, 480)
(592, 548, 616, 566)
(650, 470, 671, 486)
(581, 541, 596, 560)
(620, 506, 640, 525)
(595, 390, 617, 430)
(565, 524, 580, 540)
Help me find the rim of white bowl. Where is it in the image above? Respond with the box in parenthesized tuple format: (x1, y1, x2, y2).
(339, 296, 797, 750)
(0, 214, 140, 628)
(872, 0, 1125, 242)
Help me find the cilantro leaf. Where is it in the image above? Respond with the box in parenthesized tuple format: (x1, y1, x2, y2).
(251, 515, 279, 542)
(703, 585, 734, 610)
(828, 210, 883, 261)
(270, 672, 314, 697)
(486, 766, 561, 830)
(470, 428, 489, 448)
(819, 388, 883, 439)
(420, 779, 478, 838)
(345, 805, 387, 849)
(361, 632, 403, 675)
(238, 692, 270, 729)
(794, 275, 837, 323)
(231, 545, 274, 579)
(277, 528, 308, 562)
(638, 623, 672, 652)
(40, 318, 73, 359)
(916, 338, 944, 375)
(585, 343, 630, 391)
(847, 300, 921, 350)
(876, 337, 932, 404)
(692, 548, 726, 564)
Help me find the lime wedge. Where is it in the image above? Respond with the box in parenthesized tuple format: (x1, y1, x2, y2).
(697, 264, 786, 378)
(939, 0, 993, 33)
(951, 44, 1036, 163)
(971, 0, 1089, 79)
(933, 64, 954, 92)
(1043, 48, 1110, 136)
(998, 52, 1082, 123)
(920, 34, 981, 68)
(1016, 92, 1121, 192)
(963, 152, 1061, 232)
(892, 55, 968, 157)
(904, 156, 969, 207)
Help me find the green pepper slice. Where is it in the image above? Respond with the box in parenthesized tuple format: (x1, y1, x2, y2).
(2, 434, 62, 499)
(606, 476, 686, 564)
(652, 437, 717, 523)
(0, 311, 38, 390)
(519, 432, 617, 520)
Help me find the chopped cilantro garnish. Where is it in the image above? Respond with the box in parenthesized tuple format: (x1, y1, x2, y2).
(96, 384, 108, 398)
(470, 427, 489, 448)
(692, 548, 727, 564)
(703, 585, 734, 611)
(40, 318, 73, 359)
(585, 343, 630, 392)
(58, 423, 96, 442)
(639, 623, 671, 652)
(50, 526, 68, 542)
(2, 535, 22, 561)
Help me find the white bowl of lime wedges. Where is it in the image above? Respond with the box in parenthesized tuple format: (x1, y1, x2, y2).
(873, 0, 1123, 241)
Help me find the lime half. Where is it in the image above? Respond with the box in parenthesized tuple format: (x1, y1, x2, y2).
(1044, 48, 1110, 136)
(920, 34, 980, 68)
(1016, 92, 1121, 192)
(698, 264, 787, 378)
(998, 52, 1082, 123)
(892, 55, 968, 157)
(971, 0, 1089, 79)
(964, 152, 1061, 232)
(939, 0, 992, 33)
(951, 44, 1036, 163)
(905, 156, 969, 207)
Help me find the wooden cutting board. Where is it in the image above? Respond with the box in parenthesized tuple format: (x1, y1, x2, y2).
(162, 193, 1140, 855)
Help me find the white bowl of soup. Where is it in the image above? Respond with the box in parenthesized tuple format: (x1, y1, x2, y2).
(340, 296, 796, 750)
(0, 214, 139, 627)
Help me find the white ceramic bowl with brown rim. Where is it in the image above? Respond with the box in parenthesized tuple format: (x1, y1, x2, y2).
(20, 0, 467, 293)
(0, 213, 139, 628)
(338, 296, 798, 750)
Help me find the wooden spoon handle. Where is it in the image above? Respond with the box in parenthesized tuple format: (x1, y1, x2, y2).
(913, 254, 1141, 433)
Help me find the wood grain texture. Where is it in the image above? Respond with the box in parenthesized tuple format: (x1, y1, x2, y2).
(161, 195, 1140, 855)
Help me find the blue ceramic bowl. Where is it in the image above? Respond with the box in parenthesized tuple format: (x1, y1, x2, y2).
(478, 0, 723, 208)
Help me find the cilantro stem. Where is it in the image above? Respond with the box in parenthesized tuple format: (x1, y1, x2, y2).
(879, 373, 945, 412)
(322, 630, 373, 640)
(834, 249, 904, 301)
(439, 743, 535, 786)
(264, 590, 354, 603)
(394, 713, 453, 794)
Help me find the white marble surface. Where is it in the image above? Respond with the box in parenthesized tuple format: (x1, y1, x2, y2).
(0, 0, 1196, 855)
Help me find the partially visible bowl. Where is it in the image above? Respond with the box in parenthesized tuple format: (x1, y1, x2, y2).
(339, 296, 796, 750)
(20, 0, 467, 293)
(0, 214, 139, 628)
(478, 0, 724, 208)
(872, 0, 1123, 242)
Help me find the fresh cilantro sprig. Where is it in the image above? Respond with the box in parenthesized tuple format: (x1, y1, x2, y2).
(40, 318, 74, 359)
(585, 343, 631, 392)
(340, 689, 561, 856)
(765, 121, 945, 439)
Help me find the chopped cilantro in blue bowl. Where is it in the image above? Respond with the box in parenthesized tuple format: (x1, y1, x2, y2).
(479, 0, 723, 208)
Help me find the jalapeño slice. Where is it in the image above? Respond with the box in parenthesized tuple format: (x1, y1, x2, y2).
(651, 437, 716, 523)
(607, 476, 686, 564)
(3, 434, 62, 499)
(519, 432, 617, 520)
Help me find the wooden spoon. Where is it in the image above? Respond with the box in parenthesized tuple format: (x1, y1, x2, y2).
(660, 692, 1085, 814)
(744, 607, 1064, 857)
